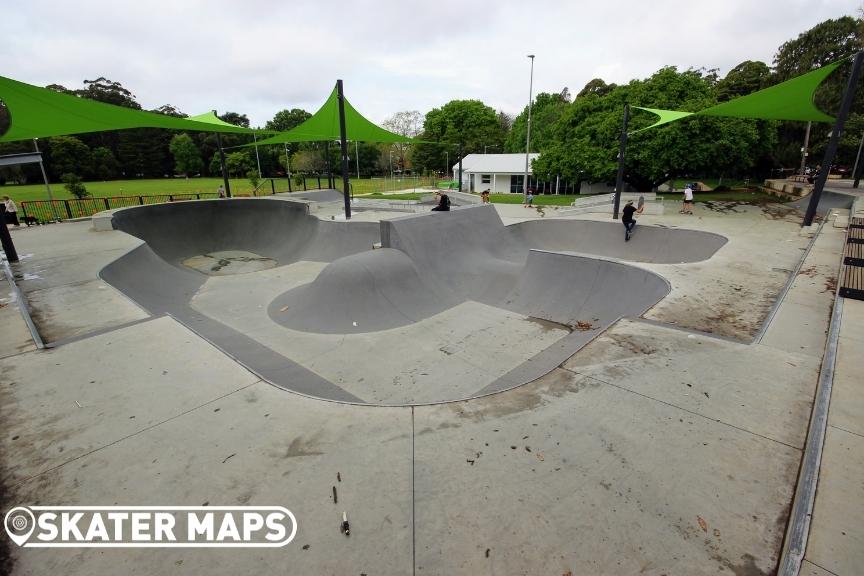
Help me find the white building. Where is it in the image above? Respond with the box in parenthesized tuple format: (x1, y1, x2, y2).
(451, 153, 540, 194)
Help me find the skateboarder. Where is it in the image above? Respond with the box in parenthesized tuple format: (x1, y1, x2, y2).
(680, 184, 694, 214)
(621, 199, 643, 242)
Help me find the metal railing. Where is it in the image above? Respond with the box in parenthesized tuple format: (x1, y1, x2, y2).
(17, 176, 440, 223)
(20, 193, 220, 222)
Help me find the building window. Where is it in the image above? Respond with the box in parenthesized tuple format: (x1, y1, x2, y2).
(481, 174, 491, 184)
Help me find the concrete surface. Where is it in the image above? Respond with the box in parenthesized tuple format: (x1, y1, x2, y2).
(0, 194, 857, 575)
(804, 298, 864, 576)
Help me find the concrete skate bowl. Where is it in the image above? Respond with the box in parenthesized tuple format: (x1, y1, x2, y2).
(101, 201, 725, 406)
(510, 219, 728, 263)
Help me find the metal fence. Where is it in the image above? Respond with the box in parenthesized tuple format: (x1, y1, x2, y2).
(17, 175, 438, 223)
(20, 193, 221, 223)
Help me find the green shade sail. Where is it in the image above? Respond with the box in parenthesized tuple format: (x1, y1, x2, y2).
(252, 85, 414, 145)
(0, 75, 259, 142)
(629, 59, 843, 136)
(630, 107, 694, 135)
(698, 60, 841, 122)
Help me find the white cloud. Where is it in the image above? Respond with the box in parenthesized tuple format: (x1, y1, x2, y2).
(1, 0, 859, 127)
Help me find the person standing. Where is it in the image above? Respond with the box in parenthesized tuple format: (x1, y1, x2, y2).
(524, 188, 534, 208)
(680, 184, 694, 214)
(217, 184, 226, 199)
(3, 196, 20, 228)
(481, 189, 490, 204)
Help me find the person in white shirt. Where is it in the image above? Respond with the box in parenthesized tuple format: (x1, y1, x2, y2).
(3, 196, 20, 227)
(680, 185, 694, 215)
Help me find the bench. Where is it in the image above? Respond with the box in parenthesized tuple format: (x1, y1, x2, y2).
(840, 216, 864, 300)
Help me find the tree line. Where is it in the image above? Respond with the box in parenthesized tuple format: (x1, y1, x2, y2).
(0, 16, 861, 191)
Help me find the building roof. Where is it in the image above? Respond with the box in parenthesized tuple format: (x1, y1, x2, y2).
(453, 153, 540, 174)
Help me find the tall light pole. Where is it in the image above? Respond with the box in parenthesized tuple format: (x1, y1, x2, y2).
(523, 54, 535, 198)
(799, 121, 811, 176)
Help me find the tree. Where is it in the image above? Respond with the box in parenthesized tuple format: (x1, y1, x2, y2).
(169, 134, 203, 177)
(225, 151, 255, 178)
(266, 108, 312, 132)
(219, 112, 250, 128)
(46, 136, 92, 179)
(531, 67, 776, 190)
(773, 16, 864, 167)
(577, 78, 617, 99)
(382, 110, 422, 172)
(715, 61, 771, 102)
(90, 147, 120, 180)
(412, 100, 506, 172)
(61, 173, 89, 198)
(77, 77, 141, 109)
(505, 90, 571, 153)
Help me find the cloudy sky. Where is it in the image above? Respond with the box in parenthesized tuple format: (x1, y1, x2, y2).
(2, 0, 859, 127)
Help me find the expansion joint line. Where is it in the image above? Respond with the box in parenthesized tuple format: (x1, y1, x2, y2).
(563, 367, 799, 450)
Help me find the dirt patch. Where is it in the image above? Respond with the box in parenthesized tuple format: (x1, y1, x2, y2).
(449, 369, 598, 422)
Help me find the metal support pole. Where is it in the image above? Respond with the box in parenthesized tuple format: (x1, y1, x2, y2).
(804, 51, 864, 226)
(216, 131, 231, 198)
(355, 141, 360, 179)
(458, 144, 463, 192)
(523, 54, 535, 198)
(0, 204, 19, 263)
(799, 122, 812, 176)
(253, 132, 262, 179)
(613, 103, 630, 220)
(336, 79, 352, 219)
(852, 131, 864, 188)
(33, 139, 60, 221)
(325, 141, 332, 189)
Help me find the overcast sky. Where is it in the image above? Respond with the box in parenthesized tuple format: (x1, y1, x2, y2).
(2, 0, 860, 128)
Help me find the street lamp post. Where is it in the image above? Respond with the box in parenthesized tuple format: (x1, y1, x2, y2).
(523, 54, 535, 198)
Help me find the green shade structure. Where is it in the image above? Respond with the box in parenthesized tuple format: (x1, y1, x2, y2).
(187, 110, 256, 129)
(0, 75, 258, 142)
(252, 85, 414, 145)
(628, 59, 844, 136)
(629, 107, 694, 135)
(698, 60, 841, 122)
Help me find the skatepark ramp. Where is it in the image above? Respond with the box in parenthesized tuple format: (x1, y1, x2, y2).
(100, 199, 727, 404)
(110, 198, 379, 267)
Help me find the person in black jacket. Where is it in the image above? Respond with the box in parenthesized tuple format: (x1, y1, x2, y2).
(621, 200, 643, 241)
(432, 191, 451, 211)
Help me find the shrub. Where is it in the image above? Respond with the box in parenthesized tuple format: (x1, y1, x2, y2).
(61, 173, 89, 198)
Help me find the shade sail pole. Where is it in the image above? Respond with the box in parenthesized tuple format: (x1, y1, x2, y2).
(613, 103, 630, 220)
(337, 80, 352, 220)
(803, 52, 864, 226)
(33, 139, 60, 221)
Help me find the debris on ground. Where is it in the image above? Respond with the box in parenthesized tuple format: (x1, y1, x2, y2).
(573, 321, 594, 331)
(341, 511, 350, 536)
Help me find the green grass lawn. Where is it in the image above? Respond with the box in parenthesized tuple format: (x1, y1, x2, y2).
(0, 178, 256, 202)
(0, 176, 438, 202)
